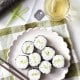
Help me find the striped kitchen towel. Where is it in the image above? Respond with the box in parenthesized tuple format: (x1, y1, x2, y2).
(0, 20, 80, 80)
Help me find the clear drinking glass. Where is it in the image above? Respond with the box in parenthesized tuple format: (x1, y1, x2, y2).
(44, 0, 70, 21)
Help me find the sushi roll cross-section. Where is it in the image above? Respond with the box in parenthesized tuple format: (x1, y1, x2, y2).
(22, 41, 34, 55)
(15, 55, 28, 69)
(34, 35, 47, 50)
(42, 47, 55, 61)
(39, 61, 52, 74)
(28, 69, 41, 80)
(29, 53, 41, 67)
(52, 55, 65, 68)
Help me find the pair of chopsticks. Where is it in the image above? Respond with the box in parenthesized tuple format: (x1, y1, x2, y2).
(0, 57, 29, 80)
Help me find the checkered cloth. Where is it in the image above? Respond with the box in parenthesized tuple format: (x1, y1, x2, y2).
(0, 20, 80, 80)
(0, 0, 80, 80)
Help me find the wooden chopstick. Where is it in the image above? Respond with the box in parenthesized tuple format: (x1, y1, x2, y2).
(0, 64, 24, 80)
(0, 57, 29, 80)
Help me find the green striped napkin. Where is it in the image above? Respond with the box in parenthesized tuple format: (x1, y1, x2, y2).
(0, 20, 80, 80)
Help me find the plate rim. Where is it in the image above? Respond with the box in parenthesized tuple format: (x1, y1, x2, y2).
(8, 27, 71, 80)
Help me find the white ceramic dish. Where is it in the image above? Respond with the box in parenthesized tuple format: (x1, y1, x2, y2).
(8, 27, 71, 80)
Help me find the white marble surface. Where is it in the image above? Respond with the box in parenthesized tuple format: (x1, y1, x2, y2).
(0, 0, 80, 79)
(67, 19, 80, 60)
(67, 0, 80, 60)
(0, 0, 36, 29)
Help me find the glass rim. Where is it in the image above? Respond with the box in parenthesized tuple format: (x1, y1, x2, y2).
(44, 0, 70, 21)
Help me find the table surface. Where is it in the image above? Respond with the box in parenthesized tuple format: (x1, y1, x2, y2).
(0, 0, 80, 79)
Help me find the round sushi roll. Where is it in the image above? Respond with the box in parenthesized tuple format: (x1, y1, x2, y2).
(34, 35, 47, 50)
(15, 55, 28, 69)
(29, 53, 41, 67)
(39, 61, 51, 74)
(42, 47, 55, 61)
(22, 41, 34, 55)
(52, 55, 65, 68)
(28, 69, 41, 80)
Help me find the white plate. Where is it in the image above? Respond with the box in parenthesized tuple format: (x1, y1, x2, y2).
(8, 27, 71, 80)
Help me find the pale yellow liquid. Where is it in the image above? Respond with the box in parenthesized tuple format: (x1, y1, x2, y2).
(45, 0, 70, 21)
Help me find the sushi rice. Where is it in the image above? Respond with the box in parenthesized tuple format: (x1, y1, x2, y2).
(34, 35, 47, 50)
(22, 41, 34, 55)
(28, 69, 41, 80)
(52, 55, 65, 68)
(15, 55, 28, 69)
(29, 53, 41, 67)
(42, 47, 55, 60)
(39, 61, 52, 74)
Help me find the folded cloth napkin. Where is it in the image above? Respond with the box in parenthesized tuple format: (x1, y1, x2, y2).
(0, 0, 80, 80)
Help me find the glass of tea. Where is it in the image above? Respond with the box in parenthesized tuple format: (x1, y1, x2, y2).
(44, 0, 70, 21)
